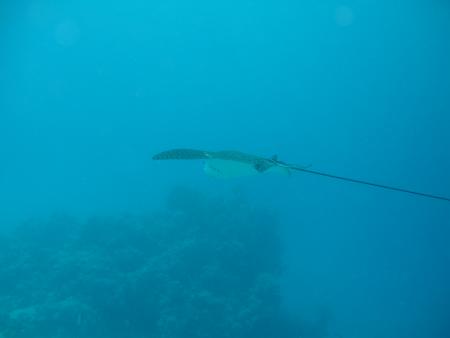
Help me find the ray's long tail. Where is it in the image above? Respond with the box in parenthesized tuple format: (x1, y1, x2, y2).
(291, 166, 450, 202)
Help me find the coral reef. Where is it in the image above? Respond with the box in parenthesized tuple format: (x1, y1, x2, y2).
(0, 187, 299, 338)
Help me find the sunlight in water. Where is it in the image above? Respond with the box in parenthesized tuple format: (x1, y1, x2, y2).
(335, 5, 355, 27)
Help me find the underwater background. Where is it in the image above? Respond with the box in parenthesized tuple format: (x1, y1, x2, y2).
(1, 1, 450, 337)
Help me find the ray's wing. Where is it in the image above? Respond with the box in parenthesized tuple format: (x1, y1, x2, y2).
(211, 150, 265, 164)
(153, 148, 279, 175)
(153, 149, 264, 163)
(152, 148, 211, 160)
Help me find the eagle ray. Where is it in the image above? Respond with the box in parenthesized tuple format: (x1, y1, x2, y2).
(153, 148, 450, 202)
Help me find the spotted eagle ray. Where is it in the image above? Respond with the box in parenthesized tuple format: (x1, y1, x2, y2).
(153, 148, 450, 202)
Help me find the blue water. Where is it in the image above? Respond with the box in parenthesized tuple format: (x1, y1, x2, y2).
(1, 1, 449, 337)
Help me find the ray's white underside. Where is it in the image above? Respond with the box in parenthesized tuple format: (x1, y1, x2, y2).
(203, 159, 290, 179)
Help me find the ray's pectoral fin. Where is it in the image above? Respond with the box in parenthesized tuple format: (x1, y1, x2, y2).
(152, 148, 209, 160)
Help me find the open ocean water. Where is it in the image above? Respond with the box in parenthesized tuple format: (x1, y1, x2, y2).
(1, 1, 449, 337)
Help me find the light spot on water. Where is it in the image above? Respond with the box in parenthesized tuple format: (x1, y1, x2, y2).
(54, 20, 80, 47)
(27, 3, 52, 25)
(335, 5, 355, 27)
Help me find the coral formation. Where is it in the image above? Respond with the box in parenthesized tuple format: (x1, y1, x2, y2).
(0, 187, 300, 338)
